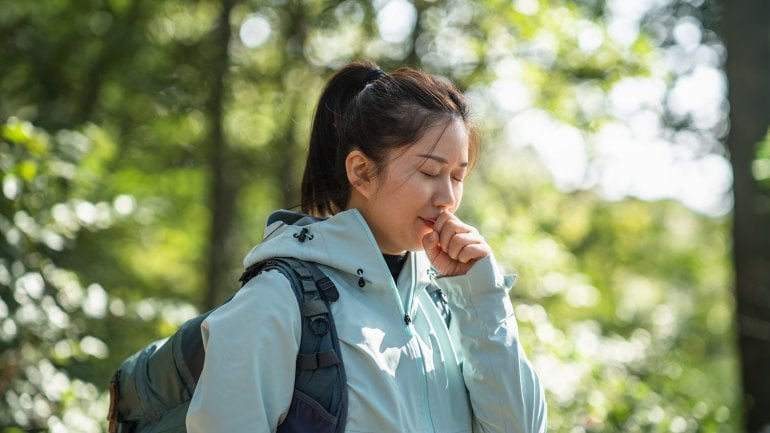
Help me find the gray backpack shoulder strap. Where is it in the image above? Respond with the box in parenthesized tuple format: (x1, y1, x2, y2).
(242, 258, 348, 433)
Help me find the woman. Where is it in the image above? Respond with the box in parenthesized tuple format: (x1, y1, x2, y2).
(187, 60, 547, 432)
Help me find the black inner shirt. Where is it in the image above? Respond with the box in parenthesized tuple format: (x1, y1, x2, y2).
(382, 253, 408, 281)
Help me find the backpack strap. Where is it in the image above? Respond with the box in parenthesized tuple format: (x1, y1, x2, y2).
(240, 258, 348, 433)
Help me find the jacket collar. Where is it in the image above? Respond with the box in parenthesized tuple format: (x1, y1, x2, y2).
(243, 209, 433, 291)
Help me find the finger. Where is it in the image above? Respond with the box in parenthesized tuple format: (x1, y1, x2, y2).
(438, 219, 474, 253)
(444, 232, 482, 260)
(437, 218, 459, 250)
(421, 231, 440, 258)
(432, 211, 449, 235)
(432, 209, 458, 235)
(457, 242, 491, 263)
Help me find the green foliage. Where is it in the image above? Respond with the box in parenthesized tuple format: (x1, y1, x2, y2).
(753, 129, 770, 190)
(0, 118, 119, 431)
(0, 117, 201, 432)
(461, 144, 737, 432)
(0, 0, 741, 432)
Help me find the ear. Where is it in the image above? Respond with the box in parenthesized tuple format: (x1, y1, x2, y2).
(345, 149, 377, 199)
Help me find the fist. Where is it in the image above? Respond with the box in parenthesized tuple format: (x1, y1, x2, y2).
(421, 211, 491, 276)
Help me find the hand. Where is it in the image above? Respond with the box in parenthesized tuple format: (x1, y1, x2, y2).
(422, 210, 491, 276)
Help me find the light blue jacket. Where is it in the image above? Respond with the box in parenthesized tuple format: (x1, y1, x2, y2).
(187, 209, 547, 432)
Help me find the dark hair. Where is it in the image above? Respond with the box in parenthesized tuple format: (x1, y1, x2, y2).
(301, 60, 478, 216)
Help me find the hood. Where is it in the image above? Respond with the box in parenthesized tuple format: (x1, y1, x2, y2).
(243, 209, 433, 290)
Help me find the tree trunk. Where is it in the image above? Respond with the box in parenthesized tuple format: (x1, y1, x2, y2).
(203, 0, 237, 311)
(723, 1, 770, 432)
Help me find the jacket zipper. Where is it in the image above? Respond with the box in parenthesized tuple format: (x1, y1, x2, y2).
(391, 255, 436, 433)
(378, 250, 437, 433)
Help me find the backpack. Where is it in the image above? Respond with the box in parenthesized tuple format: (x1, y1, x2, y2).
(106, 257, 347, 433)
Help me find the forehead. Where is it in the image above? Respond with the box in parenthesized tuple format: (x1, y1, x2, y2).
(402, 119, 469, 161)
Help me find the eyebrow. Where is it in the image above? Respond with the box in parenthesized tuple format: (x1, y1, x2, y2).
(416, 154, 469, 167)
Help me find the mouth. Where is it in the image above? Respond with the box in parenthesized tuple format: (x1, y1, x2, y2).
(420, 217, 436, 229)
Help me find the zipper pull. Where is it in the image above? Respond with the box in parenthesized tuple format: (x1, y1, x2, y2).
(404, 314, 412, 325)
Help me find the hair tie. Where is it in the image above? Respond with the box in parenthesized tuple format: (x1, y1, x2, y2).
(363, 69, 385, 85)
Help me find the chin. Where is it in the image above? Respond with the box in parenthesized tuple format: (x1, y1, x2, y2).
(409, 239, 426, 252)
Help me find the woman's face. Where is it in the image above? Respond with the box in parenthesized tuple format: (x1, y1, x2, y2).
(358, 118, 470, 255)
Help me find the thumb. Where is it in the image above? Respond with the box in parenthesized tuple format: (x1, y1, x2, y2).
(422, 231, 440, 258)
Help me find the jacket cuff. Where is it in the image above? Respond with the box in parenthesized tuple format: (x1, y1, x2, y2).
(436, 255, 516, 302)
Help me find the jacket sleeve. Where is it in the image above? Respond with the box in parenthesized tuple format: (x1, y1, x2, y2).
(436, 255, 547, 433)
(186, 269, 302, 433)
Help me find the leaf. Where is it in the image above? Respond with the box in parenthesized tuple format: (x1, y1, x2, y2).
(17, 160, 38, 182)
(1, 118, 49, 155)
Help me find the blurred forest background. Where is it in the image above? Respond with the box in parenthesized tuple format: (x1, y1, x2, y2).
(2, 0, 769, 432)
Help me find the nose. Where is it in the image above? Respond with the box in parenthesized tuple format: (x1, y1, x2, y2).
(433, 178, 459, 210)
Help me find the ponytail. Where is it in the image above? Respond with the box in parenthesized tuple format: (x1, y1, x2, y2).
(301, 60, 380, 216)
(301, 60, 476, 216)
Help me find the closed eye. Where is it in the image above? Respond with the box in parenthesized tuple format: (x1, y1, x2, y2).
(452, 170, 467, 183)
(421, 171, 440, 179)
